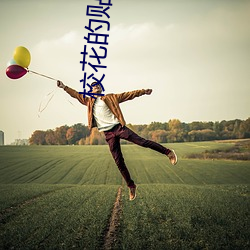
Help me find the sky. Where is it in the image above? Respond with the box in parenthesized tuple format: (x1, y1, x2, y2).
(0, 0, 249, 144)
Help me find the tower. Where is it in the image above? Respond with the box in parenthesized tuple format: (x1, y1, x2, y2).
(0, 131, 4, 145)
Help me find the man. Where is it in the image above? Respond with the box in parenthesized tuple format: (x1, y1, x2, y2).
(57, 81, 177, 201)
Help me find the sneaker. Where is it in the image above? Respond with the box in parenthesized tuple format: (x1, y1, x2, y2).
(129, 186, 137, 201)
(168, 150, 178, 165)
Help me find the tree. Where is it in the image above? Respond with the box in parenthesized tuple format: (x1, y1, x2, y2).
(150, 130, 168, 143)
(233, 119, 242, 139)
(189, 121, 204, 131)
(213, 121, 221, 139)
(45, 129, 57, 145)
(55, 125, 69, 145)
(66, 127, 76, 145)
(66, 124, 90, 145)
(78, 138, 86, 145)
(29, 118, 250, 145)
(239, 118, 250, 138)
(181, 122, 189, 142)
(167, 119, 184, 142)
(86, 128, 106, 145)
(29, 130, 46, 145)
(188, 129, 216, 141)
(147, 122, 168, 131)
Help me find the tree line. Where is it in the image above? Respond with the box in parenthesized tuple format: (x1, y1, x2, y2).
(29, 118, 250, 145)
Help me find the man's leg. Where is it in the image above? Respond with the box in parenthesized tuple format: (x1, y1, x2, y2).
(118, 125, 177, 165)
(119, 126, 171, 154)
(104, 131, 135, 188)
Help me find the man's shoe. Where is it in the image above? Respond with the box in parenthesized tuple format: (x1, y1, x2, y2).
(168, 150, 178, 165)
(129, 186, 137, 201)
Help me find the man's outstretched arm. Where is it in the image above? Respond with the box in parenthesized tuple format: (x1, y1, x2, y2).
(116, 88, 153, 103)
(57, 80, 89, 105)
(57, 80, 66, 89)
(145, 89, 153, 95)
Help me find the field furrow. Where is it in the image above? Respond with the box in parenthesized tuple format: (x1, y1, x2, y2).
(0, 142, 249, 249)
(0, 185, 75, 224)
(119, 184, 250, 250)
(0, 185, 119, 249)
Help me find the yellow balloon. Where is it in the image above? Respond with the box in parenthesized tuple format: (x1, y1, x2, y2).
(13, 46, 31, 68)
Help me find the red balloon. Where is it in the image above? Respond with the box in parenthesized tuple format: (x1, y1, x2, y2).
(6, 65, 27, 79)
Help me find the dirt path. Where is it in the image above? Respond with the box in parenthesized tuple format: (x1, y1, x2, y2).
(103, 186, 123, 250)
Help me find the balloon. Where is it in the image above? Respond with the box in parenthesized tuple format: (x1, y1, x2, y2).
(7, 58, 17, 67)
(13, 46, 31, 68)
(6, 65, 27, 79)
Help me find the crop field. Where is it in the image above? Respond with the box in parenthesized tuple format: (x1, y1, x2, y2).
(0, 141, 249, 249)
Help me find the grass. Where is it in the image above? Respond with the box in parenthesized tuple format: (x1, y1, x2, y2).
(186, 140, 250, 161)
(0, 145, 121, 185)
(120, 184, 250, 250)
(0, 141, 250, 249)
(0, 184, 118, 249)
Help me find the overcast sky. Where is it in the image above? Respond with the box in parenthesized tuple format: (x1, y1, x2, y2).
(0, 0, 249, 144)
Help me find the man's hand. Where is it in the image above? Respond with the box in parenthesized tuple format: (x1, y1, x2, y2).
(145, 89, 152, 95)
(57, 80, 65, 89)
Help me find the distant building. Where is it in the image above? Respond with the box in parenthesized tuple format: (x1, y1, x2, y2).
(0, 131, 4, 145)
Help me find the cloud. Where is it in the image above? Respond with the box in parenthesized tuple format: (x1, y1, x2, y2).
(34, 31, 79, 49)
(30, 31, 83, 83)
(108, 23, 161, 61)
(110, 22, 155, 43)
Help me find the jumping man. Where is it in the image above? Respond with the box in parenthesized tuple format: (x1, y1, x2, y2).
(57, 81, 177, 201)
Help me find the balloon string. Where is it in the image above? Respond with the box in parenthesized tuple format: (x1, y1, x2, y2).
(67, 99, 75, 106)
(38, 88, 58, 118)
(28, 69, 58, 81)
(37, 90, 76, 117)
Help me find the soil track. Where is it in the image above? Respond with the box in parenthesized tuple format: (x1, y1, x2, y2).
(103, 186, 122, 250)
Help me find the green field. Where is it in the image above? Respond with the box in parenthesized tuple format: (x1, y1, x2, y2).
(0, 141, 249, 249)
